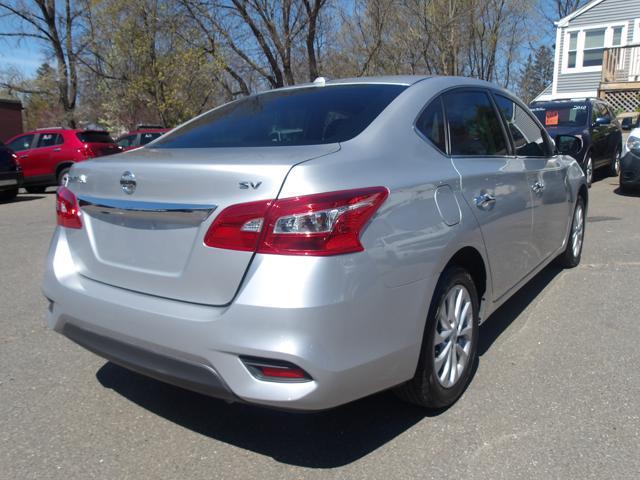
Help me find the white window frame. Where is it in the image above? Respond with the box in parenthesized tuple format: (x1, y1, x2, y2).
(562, 21, 628, 74)
(634, 19, 640, 43)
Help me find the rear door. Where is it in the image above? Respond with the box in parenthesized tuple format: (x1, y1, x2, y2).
(494, 93, 571, 264)
(445, 89, 535, 301)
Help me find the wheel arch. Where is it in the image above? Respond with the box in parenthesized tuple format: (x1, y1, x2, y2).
(444, 246, 487, 312)
(55, 161, 74, 179)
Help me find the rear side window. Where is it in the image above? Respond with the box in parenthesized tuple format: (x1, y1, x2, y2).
(416, 98, 446, 153)
(7, 134, 34, 152)
(444, 91, 508, 156)
(37, 133, 63, 148)
(495, 95, 552, 157)
(77, 131, 114, 143)
(154, 84, 407, 148)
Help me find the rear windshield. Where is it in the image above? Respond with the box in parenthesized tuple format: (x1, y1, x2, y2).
(154, 84, 407, 148)
(76, 131, 114, 144)
(530, 103, 589, 128)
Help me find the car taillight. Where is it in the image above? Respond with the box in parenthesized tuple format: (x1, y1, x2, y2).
(204, 187, 388, 256)
(56, 186, 82, 229)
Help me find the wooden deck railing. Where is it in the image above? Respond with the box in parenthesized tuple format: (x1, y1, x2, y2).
(602, 44, 640, 83)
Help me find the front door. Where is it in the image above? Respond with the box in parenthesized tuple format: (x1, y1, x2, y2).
(444, 89, 535, 301)
(493, 93, 571, 263)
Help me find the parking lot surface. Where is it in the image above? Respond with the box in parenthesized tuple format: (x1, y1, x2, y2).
(1, 176, 639, 480)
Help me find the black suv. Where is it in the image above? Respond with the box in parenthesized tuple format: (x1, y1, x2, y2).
(530, 99, 623, 187)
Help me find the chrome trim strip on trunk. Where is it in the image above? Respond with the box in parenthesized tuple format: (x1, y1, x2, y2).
(78, 195, 217, 229)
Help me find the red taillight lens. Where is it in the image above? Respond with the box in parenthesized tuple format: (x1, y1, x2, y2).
(259, 366, 308, 379)
(204, 200, 272, 251)
(204, 187, 388, 256)
(241, 356, 312, 382)
(56, 186, 82, 229)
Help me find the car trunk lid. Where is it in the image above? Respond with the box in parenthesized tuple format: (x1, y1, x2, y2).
(65, 145, 339, 305)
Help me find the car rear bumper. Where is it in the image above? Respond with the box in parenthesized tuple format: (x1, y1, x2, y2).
(0, 170, 21, 191)
(43, 227, 432, 411)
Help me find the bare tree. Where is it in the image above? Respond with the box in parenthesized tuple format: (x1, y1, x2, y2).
(0, 0, 83, 127)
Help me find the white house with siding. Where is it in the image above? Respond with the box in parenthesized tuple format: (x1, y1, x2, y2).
(535, 0, 640, 112)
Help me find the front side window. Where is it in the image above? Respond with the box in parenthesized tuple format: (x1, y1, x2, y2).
(154, 84, 407, 148)
(7, 134, 34, 152)
(416, 97, 446, 153)
(495, 95, 551, 157)
(444, 91, 508, 156)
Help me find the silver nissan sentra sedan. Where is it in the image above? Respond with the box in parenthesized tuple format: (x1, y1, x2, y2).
(43, 76, 587, 411)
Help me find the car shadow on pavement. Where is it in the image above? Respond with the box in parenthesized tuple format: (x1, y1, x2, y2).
(97, 362, 433, 468)
(1, 195, 45, 204)
(614, 187, 640, 197)
(95, 265, 561, 468)
(478, 264, 563, 356)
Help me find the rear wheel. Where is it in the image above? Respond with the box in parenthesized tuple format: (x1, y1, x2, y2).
(556, 196, 585, 268)
(584, 155, 593, 188)
(57, 167, 71, 186)
(394, 266, 479, 409)
(0, 188, 18, 202)
(25, 186, 46, 194)
(609, 146, 621, 177)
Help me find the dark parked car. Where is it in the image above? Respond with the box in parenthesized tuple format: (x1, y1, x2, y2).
(5, 128, 121, 193)
(0, 141, 22, 202)
(116, 126, 169, 151)
(619, 113, 640, 131)
(530, 99, 623, 187)
(620, 128, 640, 193)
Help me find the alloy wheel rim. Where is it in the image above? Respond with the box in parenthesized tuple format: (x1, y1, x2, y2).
(60, 172, 70, 187)
(586, 157, 593, 184)
(433, 284, 473, 388)
(572, 204, 584, 258)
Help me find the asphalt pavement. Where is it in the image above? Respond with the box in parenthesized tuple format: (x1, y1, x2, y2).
(1, 175, 639, 480)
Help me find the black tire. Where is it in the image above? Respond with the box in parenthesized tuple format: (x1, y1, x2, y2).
(394, 266, 479, 409)
(25, 186, 47, 194)
(57, 167, 71, 186)
(556, 196, 586, 268)
(608, 146, 621, 177)
(0, 188, 18, 202)
(583, 154, 593, 188)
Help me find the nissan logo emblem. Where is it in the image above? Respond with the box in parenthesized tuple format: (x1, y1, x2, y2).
(120, 171, 136, 195)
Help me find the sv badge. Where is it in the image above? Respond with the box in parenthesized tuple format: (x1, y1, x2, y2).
(239, 181, 262, 190)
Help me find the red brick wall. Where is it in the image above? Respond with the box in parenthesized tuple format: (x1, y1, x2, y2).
(0, 101, 23, 142)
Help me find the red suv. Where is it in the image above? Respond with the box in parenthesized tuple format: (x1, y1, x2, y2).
(5, 128, 121, 193)
(116, 126, 169, 151)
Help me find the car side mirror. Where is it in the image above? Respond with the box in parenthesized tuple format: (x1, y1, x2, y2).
(555, 135, 583, 157)
(594, 116, 611, 126)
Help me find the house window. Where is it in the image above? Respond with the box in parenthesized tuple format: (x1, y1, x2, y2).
(564, 23, 628, 73)
(612, 26, 623, 46)
(583, 28, 606, 67)
(568, 32, 578, 68)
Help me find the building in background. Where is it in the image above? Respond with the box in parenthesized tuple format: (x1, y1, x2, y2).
(535, 0, 640, 113)
(0, 98, 23, 142)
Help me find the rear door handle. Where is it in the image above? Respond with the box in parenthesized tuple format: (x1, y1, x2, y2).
(53, 147, 62, 152)
(19, 155, 28, 159)
(531, 181, 545, 193)
(474, 193, 496, 209)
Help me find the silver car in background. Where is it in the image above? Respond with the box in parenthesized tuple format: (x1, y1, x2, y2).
(43, 76, 587, 411)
